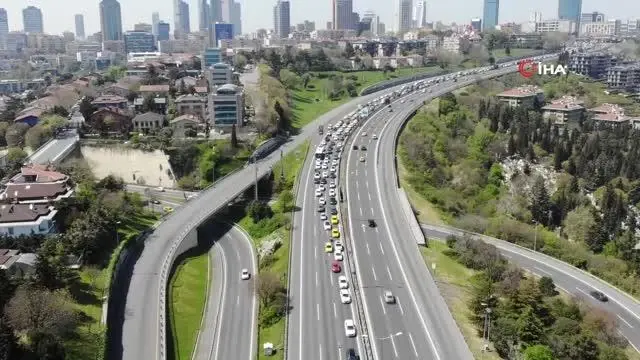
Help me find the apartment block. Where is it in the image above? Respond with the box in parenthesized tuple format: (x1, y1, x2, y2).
(496, 85, 544, 108)
(607, 63, 640, 92)
(568, 52, 618, 79)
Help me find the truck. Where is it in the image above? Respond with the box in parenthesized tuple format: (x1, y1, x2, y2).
(318, 125, 324, 135)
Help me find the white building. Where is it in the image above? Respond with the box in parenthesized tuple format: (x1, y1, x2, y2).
(413, 1, 427, 29)
(208, 83, 244, 128)
(442, 35, 461, 53)
(533, 19, 575, 33)
(206, 62, 233, 87)
(580, 20, 619, 37)
(0, 204, 57, 237)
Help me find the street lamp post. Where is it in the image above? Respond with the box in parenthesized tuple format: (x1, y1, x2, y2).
(115, 220, 122, 247)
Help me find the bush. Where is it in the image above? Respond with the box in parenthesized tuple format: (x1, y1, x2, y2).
(446, 235, 458, 248)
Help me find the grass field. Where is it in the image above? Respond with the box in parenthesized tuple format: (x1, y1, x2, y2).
(168, 253, 210, 360)
(419, 242, 501, 360)
(64, 211, 158, 360)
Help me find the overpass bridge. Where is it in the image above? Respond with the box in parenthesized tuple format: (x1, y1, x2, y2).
(26, 129, 80, 165)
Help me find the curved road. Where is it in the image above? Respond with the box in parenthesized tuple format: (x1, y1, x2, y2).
(193, 223, 257, 360)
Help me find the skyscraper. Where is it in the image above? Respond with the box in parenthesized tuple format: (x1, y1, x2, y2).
(273, 0, 290, 39)
(397, 0, 413, 33)
(231, 1, 242, 36)
(558, 0, 582, 33)
(0, 9, 8, 50)
(482, 0, 499, 31)
(179, 1, 191, 34)
(22, 6, 43, 33)
(75, 14, 85, 40)
(211, 0, 223, 23)
(152, 12, 160, 36)
(414, 1, 427, 28)
(334, 0, 353, 30)
(199, 0, 210, 31)
(158, 21, 170, 40)
(221, 0, 232, 23)
(362, 10, 380, 36)
(100, 0, 123, 41)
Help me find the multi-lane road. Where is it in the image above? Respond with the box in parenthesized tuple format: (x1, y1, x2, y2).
(193, 223, 257, 360)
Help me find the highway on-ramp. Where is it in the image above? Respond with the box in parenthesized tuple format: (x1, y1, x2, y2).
(193, 223, 257, 360)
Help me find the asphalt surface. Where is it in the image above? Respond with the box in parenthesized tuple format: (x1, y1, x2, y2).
(27, 129, 79, 164)
(125, 184, 195, 207)
(343, 92, 474, 360)
(193, 224, 257, 360)
(113, 75, 436, 360)
(288, 133, 361, 360)
(421, 224, 640, 352)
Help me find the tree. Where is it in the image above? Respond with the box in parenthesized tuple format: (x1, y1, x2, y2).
(230, 123, 238, 148)
(6, 147, 27, 169)
(344, 41, 355, 58)
(538, 276, 557, 297)
(255, 271, 285, 308)
(0, 270, 15, 310)
(279, 69, 301, 89)
(142, 94, 156, 112)
(5, 287, 77, 337)
(33, 237, 74, 290)
(25, 125, 52, 150)
(79, 96, 97, 121)
(279, 190, 294, 212)
(233, 53, 248, 70)
(516, 306, 545, 348)
(505, 45, 512, 56)
(523, 345, 555, 360)
(0, 316, 17, 360)
(5, 122, 30, 147)
(530, 176, 551, 225)
(301, 73, 311, 88)
(563, 206, 596, 243)
(31, 332, 66, 360)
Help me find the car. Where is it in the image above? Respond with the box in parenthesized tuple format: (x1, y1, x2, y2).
(383, 290, 395, 304)
(372, 134, 378, 140)
(322, 171, 328, 178)
(332, 159, 338, 166)
(340, 289, 352, 304)
(323, 221, 332, 230)
(163, 206, 174, 212)
(590, 290, 608, 302)
(331, 261, 342, 273)
(329, 197, 337, 205)
(389, 108, 393, 112)
(334, 251, 343, 261)
(360, 145, 367, 151)
(315, 163, 321, 170)
(361, 132, 367, 137)
(329, 189, 336, 197)
(359, 157, 365, 162)
(330, 166, 337, 173)
(317, 205, 325, 213)
(368, 219, 376, 227)
(331, 228, 340, 238)
(151, 199, 161, 204)
(315, 189, 322, 197)
(331, 215, 339, 224)
(334, 241, 344, 251)
(241, 269, 251, 280)
(314, 173, 320, 181)
(338, 275, 349, 289)
(353, 145, 359, 150)
(319, 198, 326, 205)
(318, 184, 325, 191)
(320, 178, 327, 184)
(330, 207, 338, 215)
(322, 163, 328, 169)
(156, 186, 165, 192)
(320, 213, 328, 221)
(329, 182, 336, 189)
(324, 242, 333, 253)
(344, 319, 356, 337)
(330, 172, 337, 178)
(400, 99, 405, 103)
(346, 349, 357, 360)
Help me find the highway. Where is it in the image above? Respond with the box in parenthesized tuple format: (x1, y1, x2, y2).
(420, 224, 640, 352)
(193, 223, 257, 360)
(110, 73, 441, 360)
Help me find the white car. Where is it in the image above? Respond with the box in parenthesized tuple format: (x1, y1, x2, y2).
(334, 252, 343, 261)
(332, 159, 339, 166)
(359, 157, 365, 162)
(361, 132, 367, 137)
(156, 186, 165, 192)
(322, 163, 328, 170)
(324, 221, 332, 230)
(315, 189, 323, 197)
(372, 134, 378, 140)
(338, 275, 349, 289)
(322, 171, 328, 178)
(329, 189, 336, 197)
(320, 213, 328, 221)
(330, 166, 337, 173)
(334, 241, 344, 252)
(314, 173, 320, 181)
(344, 319, 357, 337)
(340, 289, 352, 304)
(315, 163, 321, 170)
(319, 198, 326, 205)
(329, 182, 336, 189)
(241, 269, 250, 280)
(318, 185, 326, 192)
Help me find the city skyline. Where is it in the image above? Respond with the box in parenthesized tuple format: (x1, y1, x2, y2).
(1, 0, 638, 36)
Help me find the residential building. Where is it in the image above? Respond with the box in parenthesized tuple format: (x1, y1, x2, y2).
(482, 0, 499, 31)
(0, 204, 57, 237)
(558, 0, 582, 33)
(75, 14, 85, 40)
(607, 63, 640, 92)
(175, 94, 207, 119)
(171, 114, 201, 137)
(199, 0, 210, 32)
(124, 31, 155, 53)
(2, 164, 73, 204)
(22, 6, 43, 34)
(14, 107, 45, 127)
(0, 250, 37, 278)
(496, 85, 544, 108)
(534, 19, 575, 33)
(273, 0, 291, 39)
(158, 22, 170, 41)
(100, 0, 123, 41)
(133, 96, 167, 114)
(139, 85, 170, 96)
(132, 111, 164, 132)
(207, 62, 233, 86)
(442, 35, 461, 53)
(202, 48, 222, 69)
(589, 103, 639, 129)
(0, 9, 8, 50)
(88, 108, 131, 132)
(134, 23, 153, 32)
(397, 0, 413, 33)
(568, 52, 617, 79)
(580, 20, 619, 37)
(542, 96, 585, 127)
(414, 1, 427, 29)
(92, 95, 128, 109)
(471, 18, 482, 32)
(580, 12, 605, 24)
(209, 83, 244, 127)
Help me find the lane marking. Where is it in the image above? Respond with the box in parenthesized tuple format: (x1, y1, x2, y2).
(333, 302, 337, 318)
(236, 295, 239, 306)
(397, 298, 404, 315)
(359, 207, 363, 216)
(386, 266, 393, 281)
(212, 243, 228, 360)
(330, 274, 334, 286)
(368, 192, 372, 201)
(618, 330, 640, 353)
(380, 296, 387, 314)
(379, 242, 385, 255)
(317, 303, 320, 321)
(534, 266, 552, 276)
(408, 333, 418, 357)
(316, 271, 318, 287)
(576, 287, 590, 297)
(298, 158, 313, 360)
(390, 333, 399, 357)
(357, 192, 360, 201)
(366, 243, 371, 255)
(617, 314, 634, 328)
(315, 246, 317, 259)
(319, 344, 323, 360)
(372, 267, 378, 281)
(366, 181, 369, 188)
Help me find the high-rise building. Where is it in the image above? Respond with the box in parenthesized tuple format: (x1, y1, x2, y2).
(152, 12, 160, 36)
(22, 6, 43, 33)
(334, 0, 353, 30)
(558, 0, 582, 33)
(273, 0, 290, 39)
(134, 23, 153, 32)
(124, 31, 155, 53)
(100, 0, 123, 41)
(0, 9, 8, 50)
(199, 0, 210, 31)
(179, 1, 191, 34)
(581, 12, 605, 24)
(211, 0, 223, 23)
(362, 11, 380, 36)
(231, 1, 242, 36)
(74, 14, 85, 40)
(482, 0, 499, 31)
(471, 18, 482, 31)
(221, 0, 233, 23)
(414, 1, 427, 28)
(158, 21, 170, 40)
(395, 0, 412, 33)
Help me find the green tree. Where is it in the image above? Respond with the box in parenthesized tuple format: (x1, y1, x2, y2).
(530, 176, 551, 225)
(34, 237, 74, 290)
(0, 316, 17, 360)
(301, 73, 312, 88)
(31, 332, 66, 360)
(6, 147, 27, 168)
(279, 69, 301, 89)
(233, 53, 248, 70)
(25, 125, 52, 150)
(279, 190, 294, 212)
(5, 122, 30, 147)
(563, 205, 596, 243)
(516, 306, 545, 348)
(344, 41, 355, 58)
(142, 94, 156, 112)
(538, 276, 557, 297)
(523, 344, 555, 360)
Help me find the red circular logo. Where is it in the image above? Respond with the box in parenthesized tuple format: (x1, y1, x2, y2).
(518, 59, 538, 78)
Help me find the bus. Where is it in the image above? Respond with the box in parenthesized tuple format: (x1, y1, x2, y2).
(315, 146, 325, 159)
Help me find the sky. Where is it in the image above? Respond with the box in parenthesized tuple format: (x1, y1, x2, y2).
(3, 0, 640, 36)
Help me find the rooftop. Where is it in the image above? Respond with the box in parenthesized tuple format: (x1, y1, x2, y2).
(542, 96, 585, 111)
(92, 95, 128, 104)
(3, 182, 71, 201)
(171, 114, 201, 124)
(589, 103, 625, 115)
(11, 164, 68, 183)
(216, 83, 239, 94)
(139, 85, 170, 92)
(497, 85, 543, 98)
(175, 94, 206, 102)
(14, 106, 45, 122)
(0, 204, 54, 224)
(133, 111, 165, 122)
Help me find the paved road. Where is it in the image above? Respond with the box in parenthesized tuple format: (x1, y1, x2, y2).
(112, 73, 439, 360)
(193, 224, 257, 360)
(420, 224, 640, 352)
(343, 91, 473, 360)
(125, 184, 195, 207)
(27, 129, 79, 165)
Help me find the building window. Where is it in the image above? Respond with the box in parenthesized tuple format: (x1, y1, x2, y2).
(8, 227, 14, 235)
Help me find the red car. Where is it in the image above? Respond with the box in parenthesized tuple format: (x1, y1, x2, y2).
(331, 261, 342, 273)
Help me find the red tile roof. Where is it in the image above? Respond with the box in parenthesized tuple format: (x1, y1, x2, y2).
(92, 95, 127, 105)
(542, 96, 585, 111)
(3, 182, 70, 201)
(13, 164, 67, 183)
(139, 85, 170, 93)
(589, 103, 625, 115)
(0, 204, 53, 223)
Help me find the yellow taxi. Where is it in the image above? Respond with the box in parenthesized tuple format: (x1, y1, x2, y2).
(324, 242, 333, 253)
(331, 228, 340, 238)
(331, 215, 339, 225)
(163, 206, 174, 213)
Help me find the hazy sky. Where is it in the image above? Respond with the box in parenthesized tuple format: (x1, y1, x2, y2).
(3, 0, 639, 36)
